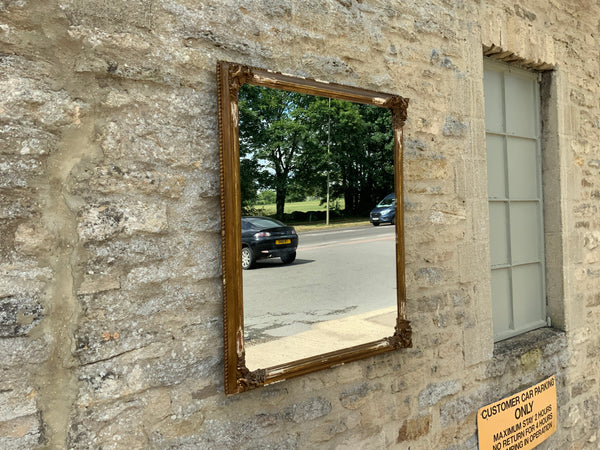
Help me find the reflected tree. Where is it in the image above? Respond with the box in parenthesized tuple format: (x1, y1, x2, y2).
(239, 84, 316, 219)
(239, 84, 394, 219)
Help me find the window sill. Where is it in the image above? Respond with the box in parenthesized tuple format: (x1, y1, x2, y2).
(493, 327, 566, 359)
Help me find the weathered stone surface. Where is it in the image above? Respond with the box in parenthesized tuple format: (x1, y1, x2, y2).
(0, 294, 44, 337)
(0, 155, 44, 188)
(0, 414, 43, 450)
(339, 382, 382, 410)
(439, 388, 482, 427)
(0, 336, 50, 367)
(1, 0, 599, 448)
(0, 195, 35, 221)
(442, 115, 469, 137)
(0, 377, 39, 423)
(77, 200, 168, 241)
(418, 380, 462, 409)
(14, 223, 54, 256)
(96, 112, 214, 167)
(397, 414, 431, 442)
(414, 266, 445, 285)
(76, 274, 120, 296)
(70, 164, 188, 199)
(283, 396, 333, 423)
(0, 55, 86, 131)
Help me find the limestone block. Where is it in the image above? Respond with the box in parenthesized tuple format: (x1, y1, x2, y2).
(562, 404, 581, 429)
(463, 322, 494, 367)
(0, 156, 44, 188)
(418, 379, 462, 408)
(62, 0, 155, 32)
(14, 223, 54, 256)
(78, 280, 221, 326)
(429, 201, 466, 225)
(77, 274, 120, 296)
(72, 164, 188, 199)
(442, 115, 469, 137)
(0, 377, 38, 423)
(77, 201, 168, 241)
(339, 382, 382, 410)
(414, 266, 445, 285)
(0, 123, 58, 156)
(1, 56, 86, 130)
(406, 155, 449, 182)
(0, 414, 42, 450)
(67, 395, 149, 449)
(0, 336, 49, 367)
(170, 197, 221, 233)
(83, 235, 174, 269)
(457, 241, 488, 284)
(75, 322, 221, 404)
(439, 386, 485, 427)
(397, 414, 432, 442)
(121, 242, 220, 288)
(284, 396, 333, 423)
(0, 195, 35, 220)
(97, 114, 214, 167)
(363, 353, 403, 381)
(0, 293, 44, 337)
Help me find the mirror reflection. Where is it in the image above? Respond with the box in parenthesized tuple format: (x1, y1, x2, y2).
(238, 84, 398, 370)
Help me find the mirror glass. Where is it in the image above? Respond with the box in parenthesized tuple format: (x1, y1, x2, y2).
(217, 61, 411, 394)
(239, 85, 398, 370)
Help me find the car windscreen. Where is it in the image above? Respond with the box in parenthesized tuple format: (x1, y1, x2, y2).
(243, 217, 285, 230)
(377, 198, 394, 207)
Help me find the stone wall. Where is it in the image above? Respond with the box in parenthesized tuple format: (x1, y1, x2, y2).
(1, 0, 599, 448)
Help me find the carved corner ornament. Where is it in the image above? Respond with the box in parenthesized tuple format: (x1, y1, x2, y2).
(387, 318, 412, 349)
(386, 96, 409, 128)
(228, 63, 254, 97)
(236, 353, 266, 391)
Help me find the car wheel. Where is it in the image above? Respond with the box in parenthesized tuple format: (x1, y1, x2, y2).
(281, 251, 296, 265)
(241, 246, 256, 270)
(390, 216, 395, 225)
(372, 222, 380, 226)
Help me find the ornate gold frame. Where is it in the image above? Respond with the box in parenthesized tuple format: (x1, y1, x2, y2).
(217, 60, 411, 394)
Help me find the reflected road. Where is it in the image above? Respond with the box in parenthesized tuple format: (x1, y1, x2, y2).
(243, 223, 397, 343)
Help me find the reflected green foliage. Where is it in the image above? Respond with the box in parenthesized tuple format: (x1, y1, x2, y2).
(239, 84, 394, 219)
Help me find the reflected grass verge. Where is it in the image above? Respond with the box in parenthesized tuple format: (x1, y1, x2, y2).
(294, 218, 370, 232)
(250, 199, 371, 231)
(253, 198, 344, 215)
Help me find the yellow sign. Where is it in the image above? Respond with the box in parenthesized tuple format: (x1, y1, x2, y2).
(477, 376, 557, 450)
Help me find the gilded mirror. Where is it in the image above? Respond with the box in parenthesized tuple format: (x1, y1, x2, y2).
(217, 61, 411, 394)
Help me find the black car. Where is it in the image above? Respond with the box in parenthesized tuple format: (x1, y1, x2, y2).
(241, 216, 299, 269)
(369, 193, 395, 226)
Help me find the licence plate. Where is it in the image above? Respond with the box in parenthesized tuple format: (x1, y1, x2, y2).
(276, 239, 291, 245)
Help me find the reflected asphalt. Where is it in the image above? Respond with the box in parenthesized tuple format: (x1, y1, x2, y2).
(242, 223, 397, 346)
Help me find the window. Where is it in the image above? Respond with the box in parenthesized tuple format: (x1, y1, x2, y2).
(484, 61, 547, 341)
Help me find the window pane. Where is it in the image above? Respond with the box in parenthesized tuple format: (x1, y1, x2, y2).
(491, 268, 512, 336)
(512, 263, 544, 328)
(510, 202, 542, 263)
(483, 69, 504, 133)
(485, 62, 545, 341)
(505, 73, 536, 138)
(507, 137, 539, 199)
(486, 134, 506, 199)
(489, 202, 509, 266)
